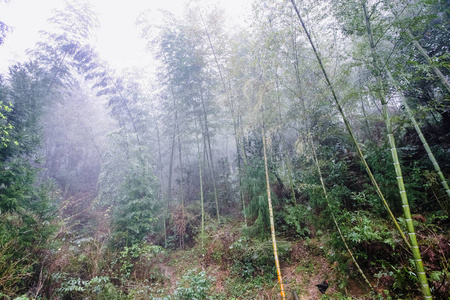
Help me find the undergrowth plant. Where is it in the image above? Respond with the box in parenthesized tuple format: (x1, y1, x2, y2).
(172, 269, 214, 300)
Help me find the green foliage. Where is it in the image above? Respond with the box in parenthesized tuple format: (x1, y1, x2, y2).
(338, 211, 396, 250)
(99, 132, 161, 247)
(0, 236, 33, 296)
(0, 100, 15, 148)
(228, 236, 290, 281)
(279, 203, 312, 237)
(241, 157, 279, 238)
(54, 275, 127, 300)
(0, 62, 58, 298)
(172, 269, 214, 300)
(111, 243, 165, 280)
(364, 141, 428, 214)
(374, 259, 420, 297)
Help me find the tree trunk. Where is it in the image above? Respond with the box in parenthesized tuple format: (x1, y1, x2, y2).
(195, 122, 205, 250)
(200, 92, 220, 222)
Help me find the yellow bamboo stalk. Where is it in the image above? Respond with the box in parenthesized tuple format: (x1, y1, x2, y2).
(262, 103, 286, 300)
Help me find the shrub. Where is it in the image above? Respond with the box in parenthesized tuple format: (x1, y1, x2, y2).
(172, 269, 213, 300)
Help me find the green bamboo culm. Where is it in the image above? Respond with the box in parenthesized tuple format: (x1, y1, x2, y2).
(288, 0, 411, 249)
(384, 63, 450, 203)
(261, 103, 286, 300)
(361, 2, 432, 298)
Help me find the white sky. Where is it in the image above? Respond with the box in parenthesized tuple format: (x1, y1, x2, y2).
(0, 0, 251, 74)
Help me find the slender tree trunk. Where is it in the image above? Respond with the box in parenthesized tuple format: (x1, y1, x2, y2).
(175, 113, 185, 249)
(261, 101, 286, 300)
(155, 119, 168, 249)
(362, 2, 432, 298)
(195, 120, 205, 250)
(358, 74, 372, 138)
(176, 118, 184, 211)
(47, 52, 68, 93)
(200, 93, 220, 222)
(289, 0, 410, 248)
(238, 111, 248, 165)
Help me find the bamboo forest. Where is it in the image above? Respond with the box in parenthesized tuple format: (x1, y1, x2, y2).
(1, 0, 449, 299)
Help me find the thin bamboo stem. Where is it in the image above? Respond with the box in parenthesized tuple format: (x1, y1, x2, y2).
(196, 126, 205, 250)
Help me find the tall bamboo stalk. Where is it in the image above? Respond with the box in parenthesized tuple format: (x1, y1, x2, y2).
(261, 101, 286, 300)
(155, 118, 168, 248)
(362, 2, 432, 298)
(196, 125, 205, 250)
(288, 0, 410, 248)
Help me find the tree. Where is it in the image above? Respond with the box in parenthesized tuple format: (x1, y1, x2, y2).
(0, 62, 56, 298)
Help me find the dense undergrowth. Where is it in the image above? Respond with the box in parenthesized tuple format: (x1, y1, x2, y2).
(2, 199, 449, 299)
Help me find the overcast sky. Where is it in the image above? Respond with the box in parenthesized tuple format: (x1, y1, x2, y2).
(0, 0, 251, 73)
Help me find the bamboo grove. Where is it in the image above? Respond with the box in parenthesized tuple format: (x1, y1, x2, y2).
(0, 0, 449, 298)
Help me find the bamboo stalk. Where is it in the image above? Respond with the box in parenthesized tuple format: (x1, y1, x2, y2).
(362, 2, 432, 298)
(288, 0, 410, 248)
(262, 101, 286, 300)
(196, 126, 205, 250)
